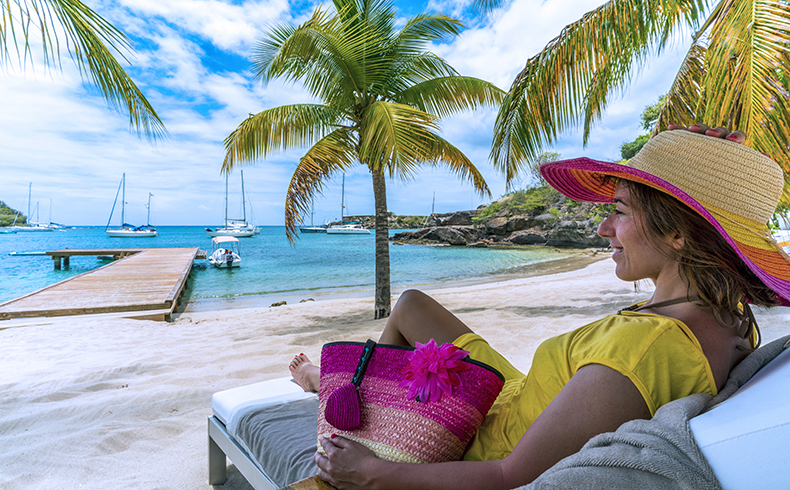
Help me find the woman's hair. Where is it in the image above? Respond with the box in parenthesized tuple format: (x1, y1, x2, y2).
(621, 180, 780, 311)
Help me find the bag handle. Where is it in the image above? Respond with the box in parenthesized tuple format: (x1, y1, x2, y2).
(351, 339, 376, 386)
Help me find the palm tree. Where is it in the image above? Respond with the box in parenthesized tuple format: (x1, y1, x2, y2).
(1, 0, 166, 139)
(478, 0, 790, 206)
(223, 0, 504, 319)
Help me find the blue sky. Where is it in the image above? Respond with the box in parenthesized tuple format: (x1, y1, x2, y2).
(1, 0, 693, 226)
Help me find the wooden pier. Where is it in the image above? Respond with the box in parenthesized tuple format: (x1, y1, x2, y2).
(0, 248, 204, 322)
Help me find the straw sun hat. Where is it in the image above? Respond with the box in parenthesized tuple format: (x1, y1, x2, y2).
(540, 130, 790, 304)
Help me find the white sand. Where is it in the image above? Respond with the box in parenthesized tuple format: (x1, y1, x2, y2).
(1, 258, 789, 489)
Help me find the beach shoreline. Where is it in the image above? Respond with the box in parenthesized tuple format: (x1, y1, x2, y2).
(2, 256, 789, 489)
(178, 247, 607, 315)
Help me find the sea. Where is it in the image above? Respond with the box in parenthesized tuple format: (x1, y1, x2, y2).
(0, 226, 571, 311)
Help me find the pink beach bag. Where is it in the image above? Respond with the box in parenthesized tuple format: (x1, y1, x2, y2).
(317, 339, 504, 464)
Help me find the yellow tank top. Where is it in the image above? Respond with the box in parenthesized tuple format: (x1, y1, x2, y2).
(459, 310, 719, 461)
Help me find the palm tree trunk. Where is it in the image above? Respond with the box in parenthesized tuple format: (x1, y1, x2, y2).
(371, 169, 391, 319)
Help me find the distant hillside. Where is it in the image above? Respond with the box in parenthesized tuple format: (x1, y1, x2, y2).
(0, 201, 26, 227)
(392, 185, 613, 248)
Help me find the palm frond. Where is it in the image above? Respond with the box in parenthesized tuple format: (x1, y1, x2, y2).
(1, 0, 167, 139)
(334, 0, 395, 35)
(284, 128, 357, 241)
(472, 0, 505, 14)
(378, 52, 458, 96)
(396, 13, 463, 53)
(394, 76, 504, 118)
(491, 0, 705, 178)
(653, 42, 707, 133)
(359, 100, 440, 175)
(223, 104, 342, 172)
(669, 0, 790, 206)
(703, 0, 788, 133)
(413, 134, 492, 198)
(253, 5, 393, 104)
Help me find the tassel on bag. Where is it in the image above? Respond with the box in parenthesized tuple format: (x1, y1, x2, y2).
(324, 339, 375, 430)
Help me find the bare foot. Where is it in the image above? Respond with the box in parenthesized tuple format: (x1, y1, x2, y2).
(289, 353, 320, 392)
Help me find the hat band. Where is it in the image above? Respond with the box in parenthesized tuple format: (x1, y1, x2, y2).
(702, 202, 777, 252)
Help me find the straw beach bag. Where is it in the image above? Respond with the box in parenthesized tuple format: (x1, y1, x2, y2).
(317, 339, 504, 464)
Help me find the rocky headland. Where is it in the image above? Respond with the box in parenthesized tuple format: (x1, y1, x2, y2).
(390, 194, 612, 249)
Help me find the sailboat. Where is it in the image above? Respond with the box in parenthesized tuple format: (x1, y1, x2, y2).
(105, 174, 158, 237)
(9, 183, 54, 232)
(299, 203, 328, 233)
(206, 170, 260, 238)
(326, 174, 370, 235)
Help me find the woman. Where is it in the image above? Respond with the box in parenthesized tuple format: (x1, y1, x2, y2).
(290, 125, 790, 489)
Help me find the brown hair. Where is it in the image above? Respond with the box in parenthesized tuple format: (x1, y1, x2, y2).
(621, 180, 779, 312)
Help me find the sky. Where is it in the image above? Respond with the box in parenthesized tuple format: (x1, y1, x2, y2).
(0, 0, 696, 226)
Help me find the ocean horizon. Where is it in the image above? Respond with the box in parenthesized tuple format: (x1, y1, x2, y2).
(0, 226, 572, 310)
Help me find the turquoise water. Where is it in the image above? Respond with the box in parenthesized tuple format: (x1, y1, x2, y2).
(0, 226, 568, 309)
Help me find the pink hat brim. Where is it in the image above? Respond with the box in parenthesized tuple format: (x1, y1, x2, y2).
(541, 158, 790, 306)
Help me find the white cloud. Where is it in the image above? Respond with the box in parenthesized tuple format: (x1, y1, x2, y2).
(110, 0, 293, 54)
(0, 0, 697, 227)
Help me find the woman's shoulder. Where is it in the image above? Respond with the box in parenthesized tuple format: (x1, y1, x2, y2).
(576, 309, 689, 340)
(563, 311, 715, 413)
(560, 310, 704, 364)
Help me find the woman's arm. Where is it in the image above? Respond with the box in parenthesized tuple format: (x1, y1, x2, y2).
(315, 364, 650, 490)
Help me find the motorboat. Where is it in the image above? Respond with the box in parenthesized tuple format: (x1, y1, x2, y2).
(105, 174, 158, 237)
(206, 170, 260, 238)
(325, 223, 371, 235)
(208, 236, 241, 268)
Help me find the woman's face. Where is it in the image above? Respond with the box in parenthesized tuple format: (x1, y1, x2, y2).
(597, 183, 680, 284)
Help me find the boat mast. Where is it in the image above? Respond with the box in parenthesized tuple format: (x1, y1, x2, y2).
(27, 182, 31, 225)
(340, 174, 345, 222)
(241, 170, 247, 223)
(121, 173, 126, 226)
(146, 193, 153, 226)
(224, 173, 229, 230)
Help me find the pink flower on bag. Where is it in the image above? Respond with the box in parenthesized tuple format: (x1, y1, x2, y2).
(399, 339, 471, 403)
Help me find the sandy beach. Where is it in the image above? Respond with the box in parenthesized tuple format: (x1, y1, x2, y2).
(2, 257, 789, 489)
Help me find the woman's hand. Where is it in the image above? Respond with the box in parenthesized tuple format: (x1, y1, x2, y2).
(315, 436, 380, 489)
(668, 123, 745, 143)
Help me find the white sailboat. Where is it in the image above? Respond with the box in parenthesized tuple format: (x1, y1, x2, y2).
(326, 175, 370, 235)
(9, 183, 54, 232)
(299, 203, 328, 233)
(105, 174, 158, 237)
(206, 170, 260, 238)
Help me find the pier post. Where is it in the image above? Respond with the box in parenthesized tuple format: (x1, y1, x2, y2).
(64, 256, 70, 268)
(53, 256, 61, 270)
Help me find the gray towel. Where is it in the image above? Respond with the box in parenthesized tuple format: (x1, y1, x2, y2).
(521, 335, 790, 490)
(236, 397, 320, 488)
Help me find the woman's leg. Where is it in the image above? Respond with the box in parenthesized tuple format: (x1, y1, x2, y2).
(291, 290, 472, 392)
(378, 289, 474, 346)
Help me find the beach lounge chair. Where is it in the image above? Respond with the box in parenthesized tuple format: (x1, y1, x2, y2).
(208, 377, 318, 489)
(208, 335, 790, 490)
